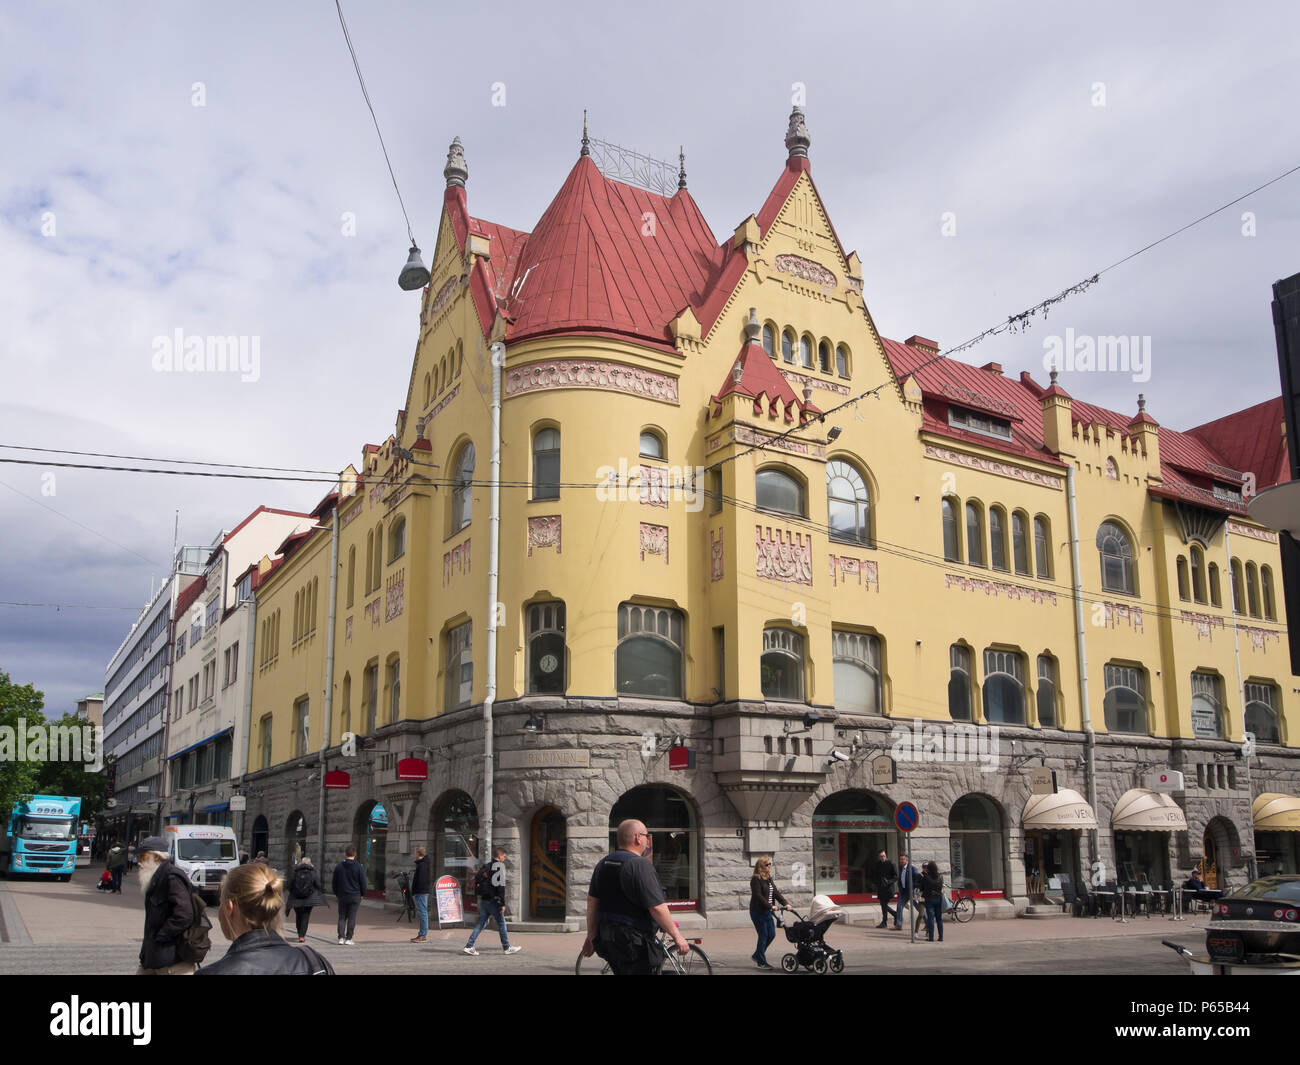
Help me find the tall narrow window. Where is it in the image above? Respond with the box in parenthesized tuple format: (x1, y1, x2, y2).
(1231, 559, 1245, 613)
(340, 673, 351, 742)
(1209, 562, 1221, 607)
(982, 649, 1025, 725)
(346, 546, 356, 609)
(1244, 682, 1281, 745)
(364, 662, 378, 734)
(1246, 563, 1261, 617)
(445, 622, 473, 710)
(942, 498, 961, 562)
(388, 518, 406, 562)
(533, 428, 561, 500)
(1262, 566, 1276, 620)
(371, 523, 382, 592)
(1012, 512, 1030, 575)
(1103, 663, 1147, 734)
(260, 715, 272, 769)
(527, 602, 566, 695)
(818, 340, 832, 373)
(989, 506, 1008, 571)
(833, 630, 881, 714)
(1036, 656, 1057, 728)
(799, 335, 813, 368)
(1034, 516, 1052, 578)
(451, 443, 475, 533)
(835, 345, 849, 378)
(761, 628, 805, 701)
(1176, 557, 1190, 601)
(949, 645, 972, 721)
(364, 531, 374, 595)
(1190, 672, 1224, 739)
(616, 603, 684, 698)
(1097, 521, 1134, 593)
(762, 323, 776, 357)
(781, 329, 795, 363)
(1190, 545, 1206, 603)
(827, 460, 871, 545)
(294, 697, 310, 758)
(388, 659, 401, 724)
(965, 503, 985, 567)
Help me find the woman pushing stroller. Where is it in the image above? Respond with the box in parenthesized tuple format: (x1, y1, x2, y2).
(749, 857, 790, 968)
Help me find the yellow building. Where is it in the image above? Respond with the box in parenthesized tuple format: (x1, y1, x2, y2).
(243, 110, 1299, 923)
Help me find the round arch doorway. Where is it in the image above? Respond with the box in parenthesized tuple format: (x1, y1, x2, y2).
(609, 786, 699, 908)
(813, 790, 898, 902)
(353, 801, 388, 898)
(285, 810, 307, 871)
(250, 815, 268, 862)
(433, 790, 479, 912)
(529, 807, 567, 920)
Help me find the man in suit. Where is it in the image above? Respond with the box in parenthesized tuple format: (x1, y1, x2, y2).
(873, 850, 898, 928)
(895, 854, 921, 930)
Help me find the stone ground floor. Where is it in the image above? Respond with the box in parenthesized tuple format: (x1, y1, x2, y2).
(232, 699, 1300, 928)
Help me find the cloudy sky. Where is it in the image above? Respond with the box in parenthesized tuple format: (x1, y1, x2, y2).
(2, 1, 1298, 714)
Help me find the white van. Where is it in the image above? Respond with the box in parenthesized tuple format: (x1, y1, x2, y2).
(162, 825, 240, 902)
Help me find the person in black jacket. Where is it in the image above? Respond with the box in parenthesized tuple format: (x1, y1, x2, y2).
(410, 846, 432, 943)
(196, 862, 334, 975)
(919, 861, 945, 943)
(462, 847, 522, 956)
(748, 857, 789, 968)
(873, 850, 898, 928)
(285, 856, 328, 942)
(331, 845, 367, 945)
(135, 836, 198, 974)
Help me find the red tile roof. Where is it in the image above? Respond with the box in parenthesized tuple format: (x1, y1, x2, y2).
(711, 341, 822, 423)
(174, 575, 206, 617)
(1188, 397, 1289, 491)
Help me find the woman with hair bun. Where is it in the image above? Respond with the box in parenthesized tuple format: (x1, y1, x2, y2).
(196, 862, 334, 975)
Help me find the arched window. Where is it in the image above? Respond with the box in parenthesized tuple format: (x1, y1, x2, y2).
(1034, 515, 1052, 578)
(818, 339, 832, 373)
(761, 627, 804, 701)
(371, 522, 382, 592)
(1097, 521, 1134, 593)
(1209, 562, 1221, 608)
(1244, 682, 1281, 745)
(388, 516, 406, 563)
(440, 354, 448, 392)
(781, 329, 795, 363)
(639, 429, 665, 460)
(1246, 563, 1261, 617)
(1190, 672, 1224, 739)
(762, 322, 776, 357)
(827, 460, 871, 545)
(965, 502, 985, 566)
(346, 546, 356, 609)
(982, 649, 1025, 725)
(1176, 557, 1190, 601)
(1190, 545, 1206, 603)
(949, 644, 973, 721)
(364, 531, 374, 594)
(363, 661, 379, 733)
(835, 344, 849, 378)
(527, 601, 566, 695)
(451, 442, 475, 533)
(617, 603, 684, 698)
(387, 657, 401, 724)
(445, 622, 473, 710)
(949, 795, 1006, 893)
(1012, 511, 1030, 575)
(989, 506, 1008, 571)
(833, 630, 881, 714)
(1103, 663, 1147, 734)
(340, 672, 351, 741)
(799, 334, 813, 368)
(423, 373, 431, 407)
(456, 340, 463, 377)
(532, 427, 560, 500)
(942, 498, 962, 562)
(1230, 559, 1245, 613)
(1036, 655, 1057, 728)
(756, 468, 805, 517)
(1262, 566, 1276, 620)
(610, 786, 697, 903)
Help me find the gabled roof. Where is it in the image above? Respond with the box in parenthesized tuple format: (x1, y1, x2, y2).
(1189, 397, 1289, 491)
(711, 340, 821, 424)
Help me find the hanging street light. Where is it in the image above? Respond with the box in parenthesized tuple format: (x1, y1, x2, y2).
(398, 244, 430, 291)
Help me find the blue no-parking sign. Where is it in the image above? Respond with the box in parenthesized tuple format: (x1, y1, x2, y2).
(894, 801, 919, 833)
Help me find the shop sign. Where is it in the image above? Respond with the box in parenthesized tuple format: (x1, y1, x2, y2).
(811, 815, 893, 831)
(500, 749, 591, 770)
(324, 770, 351, 789)
(871, 755, 896, 786)
(228, 795, 247, 812)
(435, 875, 463, 925)
(1030, 768, 1056, 795)
(668, 746, 693, 770)
(1151, 769, 1185, 793)
(397, 757, 428, 781)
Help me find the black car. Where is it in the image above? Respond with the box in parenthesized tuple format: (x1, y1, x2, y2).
(1205, 875, 1300, 962)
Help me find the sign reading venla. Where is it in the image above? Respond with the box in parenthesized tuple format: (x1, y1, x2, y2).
(435, 874, 463, 926)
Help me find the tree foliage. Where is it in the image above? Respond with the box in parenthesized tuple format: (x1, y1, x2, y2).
(0, 669, 48, 816)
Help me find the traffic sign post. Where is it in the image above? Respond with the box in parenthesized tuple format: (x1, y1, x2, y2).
(894, 802, 920, 943)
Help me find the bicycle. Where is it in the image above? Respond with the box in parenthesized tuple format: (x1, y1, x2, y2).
(575, 927, 712, 974)
(393, 870, 416, 924)
(909, 890, 975, 933)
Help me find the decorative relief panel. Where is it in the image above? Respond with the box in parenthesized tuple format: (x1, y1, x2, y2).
(924, 444, 1064, 490)
(710, 529, 724, 582)
(1179, 610, 1224, 641)
(774, 253, 836, 290)
(427, 384, 460, 421)
(829, 555, 879, 592)
(1097, 600, 1143, 632)
(527, 516, 561, 557)
(443, 540, 471, 586)
(344, 616, 353, 643)
(1239, 624, 1282, 652)
(363, 597, 382, 630)
(708, 424, 824, 459)
(340, 505, 360, 530)
(640, 523, 668, 563)
(638, 464, 669, 508)
(504, 360, 679, 405)
(427, 275, 460, 319)
(756, 526, 812, 586)
(1105, 458, 1119, 480)
(1226, 520, 1278, 544)
(385, 569, 405, 623)
(778, 368, 850, 396)
(944, 573, 1057, 606)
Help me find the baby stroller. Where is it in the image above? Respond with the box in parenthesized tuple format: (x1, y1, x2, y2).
(96, 870, 113, 892)
(777, 894, 844, 973)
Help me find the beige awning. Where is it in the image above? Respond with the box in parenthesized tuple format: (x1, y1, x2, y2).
(1254, 792, 1300, 832)
(1111, 789, 1188, 832)
(1023, 788, 1098, 830)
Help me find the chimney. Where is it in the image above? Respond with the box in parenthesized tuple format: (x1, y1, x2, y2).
(1040, 369, 1074, 456)
(980, 361, 1003, 375)
(905, 335, 939, 354)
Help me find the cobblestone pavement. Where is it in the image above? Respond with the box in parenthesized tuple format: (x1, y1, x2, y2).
(0, 874, 1209, 975)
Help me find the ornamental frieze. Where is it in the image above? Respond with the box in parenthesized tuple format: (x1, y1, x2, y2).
(924, 444, 1063, 490)
(774, 254, 836, 290)
(426, 275, 460, 321)
(527, 516, 561, 556)
(1179, 610, 1224, 641)
(944, 572, 1057, 606)
(829, 555, 879, 591)
(1226, 520, 1278, 544)
(443, 540, 470, 586)
(385, 570, 405, 623)
(778, 368, 850, 396)
(1239, 624, 1282, 652)
(639, 523, 668, 563)
(1097, 600, 1143, 632)
(340, 504, 361, 530)
(639, 464, 669, 508)
(504, 359, 679, 405)
(756, 526, 813, 586)
(427, 384, 460, 421)
(710, 529, 724, 581)
(937, 382, 1018, 419)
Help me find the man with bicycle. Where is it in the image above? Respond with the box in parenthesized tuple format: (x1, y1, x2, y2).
(582, 819, 690, 974)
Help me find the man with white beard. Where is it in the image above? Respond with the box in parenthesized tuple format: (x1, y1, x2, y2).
(135, 837, 198, 975)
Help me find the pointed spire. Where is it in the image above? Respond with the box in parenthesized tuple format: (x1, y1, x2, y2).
(744, 307, 761, 345)
(678, 146, 687, 190)
(443, 136, 468, 189)
(785, 106, 810, 160)
(581, 110, 590, 158)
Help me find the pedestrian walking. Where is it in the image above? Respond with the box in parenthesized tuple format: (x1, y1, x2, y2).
(331, 844, 366, 945)
(105, 840, 126, 894)
(196, 862, 334, 975)
(462, 846, 522, 956)
(126, 841, 137, 872)
(285, 856, 327, 942)
(895, 854, 919, 930)
(136, 836, 205, 975)
(873, 849, 898, 928)
(410, 846, 431, 943)
(253, 851, 268, 865)
(748, 856, 789, 968)
(920, 861, 945, 942)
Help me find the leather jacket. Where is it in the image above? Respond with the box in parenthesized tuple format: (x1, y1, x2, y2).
(195, 929, 334, 975)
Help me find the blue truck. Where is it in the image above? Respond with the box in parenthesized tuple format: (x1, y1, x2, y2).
(0, 794, 81, 880)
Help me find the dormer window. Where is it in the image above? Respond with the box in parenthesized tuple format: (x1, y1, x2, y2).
(948, 406, 1012, 441)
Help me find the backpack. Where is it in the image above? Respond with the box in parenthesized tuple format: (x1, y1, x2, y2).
(170, 871, 213, 964)
(292, 866, 315, 899)
(472, 861, 495, 898)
